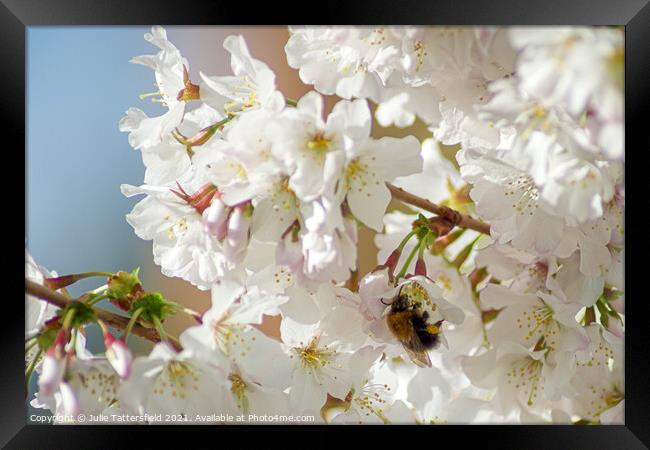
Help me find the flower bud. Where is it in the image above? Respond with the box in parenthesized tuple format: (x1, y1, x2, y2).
(103, 332, 133, 379)
(222, 206, 251, 264)
(202, 198, 229, 239)
(226, 206, 251, 243)
(59, 382, 80, 417)
(38, 329, 67, 396)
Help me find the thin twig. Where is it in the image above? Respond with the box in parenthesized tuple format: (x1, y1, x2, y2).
(386, 182, 490, 235)
(25, 280, 181, 351)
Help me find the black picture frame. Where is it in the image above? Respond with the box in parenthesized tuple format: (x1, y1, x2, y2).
(4, 0, 647, 447)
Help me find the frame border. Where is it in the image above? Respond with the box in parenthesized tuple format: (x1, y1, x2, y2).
(4, 0, 648, 447)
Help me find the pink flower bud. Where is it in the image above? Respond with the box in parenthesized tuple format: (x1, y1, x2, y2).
(222, 207, 251, 264)
(226, 206, 251, 243)
(59, 382, 80, 417)
(38, 330, 68, 396)
(104, 332, 133, 379)
(202, 198, 229, 239)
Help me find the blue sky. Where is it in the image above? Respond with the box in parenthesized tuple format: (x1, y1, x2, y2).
(27, 27, 164, 288)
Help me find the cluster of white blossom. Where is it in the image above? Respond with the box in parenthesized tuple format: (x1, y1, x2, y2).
(26, 26, 623, 424)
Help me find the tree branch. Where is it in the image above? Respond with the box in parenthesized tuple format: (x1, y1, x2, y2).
(386, 182, 490, 235)
(25, 279, 181, 351)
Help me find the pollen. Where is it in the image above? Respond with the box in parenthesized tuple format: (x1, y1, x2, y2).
(401, 281, 435, 311)
(306, 133, 332, 152)
(295, 337, 335, 372)
(352, 383, 391, 424)
(413, 40, 427, 72)
(506, 357, 543, 406)
(532, 104, 546, 118)
(519, 301, 556, 350)
(425, 324, 440, 334)
(74, 367, 118, 407)
(504, 175, 540, 216)
(229, 373, 250, 411)
(153, 361, 200, 401)
(227, 162, 248, 180)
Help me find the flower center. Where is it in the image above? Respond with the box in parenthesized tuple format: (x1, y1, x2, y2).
(153, 361, 199, 400)
(532, 104, 546, 118)
(504, 175, 540, 217)
(506, 357, 543, 406)
(584, 384, 623, 418)
(211, 314, 236, 354)
(401, 281, 436, 311)
(295, 337, 335, 372)
(351, 383, 392, 424)
(224, 77, 258, 114)
(271, 178, 299, 211)
(306, 133, 331, 152)
(344, 158, 371, 190)
(517, 302, 557, 350)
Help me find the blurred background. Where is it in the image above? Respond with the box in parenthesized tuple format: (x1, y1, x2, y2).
(26, 26, 432, 411)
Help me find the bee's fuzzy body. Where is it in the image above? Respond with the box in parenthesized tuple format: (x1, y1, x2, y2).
(383, 292, 444, 367)
(386, 297, 441, 350)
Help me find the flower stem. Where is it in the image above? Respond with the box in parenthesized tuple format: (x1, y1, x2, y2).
(62, 308, 76, 331)
(397, 230, 417, 253)
(44, 272, 112, 290)
(25, 279, 181, 350)
(86, 293, 108, 306)
(152, 316, 167, 342)
(396, 239, 422, 281)
(123, 307, 144, 342)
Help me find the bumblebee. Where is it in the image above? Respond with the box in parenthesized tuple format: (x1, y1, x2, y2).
(382, 287, 444, 368)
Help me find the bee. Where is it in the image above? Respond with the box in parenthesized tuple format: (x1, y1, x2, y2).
(382, 286, 444, 368)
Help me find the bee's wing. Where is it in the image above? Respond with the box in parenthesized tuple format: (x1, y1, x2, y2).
(402, 332, 432, 368)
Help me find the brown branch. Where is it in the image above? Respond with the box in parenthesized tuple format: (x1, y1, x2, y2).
(25, 279, 182, 351)
(386, 182, 491, 235)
